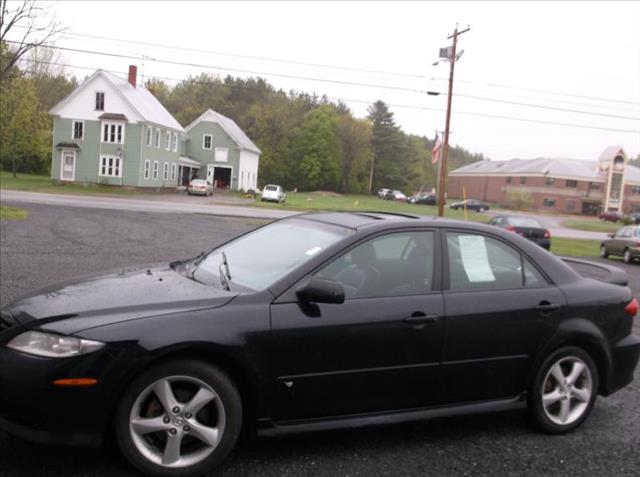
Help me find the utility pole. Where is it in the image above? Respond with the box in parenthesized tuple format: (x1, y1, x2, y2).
(437, 24, 470, 217)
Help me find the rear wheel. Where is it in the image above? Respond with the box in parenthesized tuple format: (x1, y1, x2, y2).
(528, 346, 598, 434)
(600, 245, 609, 258)
(115, 360, 242, 477)
(624, 248, 632, 263)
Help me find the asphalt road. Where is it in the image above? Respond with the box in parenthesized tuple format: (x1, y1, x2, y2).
(1, 204, 639, 477)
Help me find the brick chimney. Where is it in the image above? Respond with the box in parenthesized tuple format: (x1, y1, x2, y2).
(128, 65, 137, 88)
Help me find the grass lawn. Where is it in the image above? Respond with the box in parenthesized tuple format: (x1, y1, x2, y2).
(0, 206, 28, 220)
(563, 218, 620, 233)
(550, 237, 601, 257)
(0, 171, 140, 196)
(250, 191, 490, 222)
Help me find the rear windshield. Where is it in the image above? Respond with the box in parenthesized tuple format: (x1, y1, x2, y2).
(265, 185, 278, 191)
(191, 180, 207, 185)
(508, 217, 542, 228)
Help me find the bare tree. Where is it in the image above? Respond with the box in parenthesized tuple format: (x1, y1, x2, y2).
(0, 0, 64, 80)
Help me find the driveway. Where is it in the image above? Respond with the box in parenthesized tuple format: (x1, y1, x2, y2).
(1, 203, 638, 477)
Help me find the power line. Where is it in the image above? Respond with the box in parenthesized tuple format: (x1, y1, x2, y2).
(18, 25, 638, 108)
(18, 57, 640, 134)
(432, 77, 640, 106)
(13, 40, 640, 123)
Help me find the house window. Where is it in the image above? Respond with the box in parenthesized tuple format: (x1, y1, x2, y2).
(72, 120, 84, 140)
(543, 198, 556, 208)
(545, 177, 555, 186)
(152, 160, 159, 180)
(165, 131, 171, 151)
(102, 122, 124, 144)
(519, 177, 527, 185)
(566, 180, 577, 188)
(154, 129, 161, 148)
(215, 147, 228, 162)
(163, 162, 169, 180)
(143, 160, 150, 180)
(95, 92, 104, 111)
(170, 163, 177, 181)
(146, 126, 152, 146)
(632, 186, 640, 195)
(99, 156, 122, 178)
(566, 200, 576, 211)
(172, 133, 178, 152)
(589, 182, 600, 190)
(506, 177, 512, 184)
(203, 134, 212, 150)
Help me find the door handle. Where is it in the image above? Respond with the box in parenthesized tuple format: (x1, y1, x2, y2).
(534, 302, 561, 313)
(403, 312, 440, 324)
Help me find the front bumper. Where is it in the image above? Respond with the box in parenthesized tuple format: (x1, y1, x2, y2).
(0, 345, 130, 446)
(603, 333, 640, 396)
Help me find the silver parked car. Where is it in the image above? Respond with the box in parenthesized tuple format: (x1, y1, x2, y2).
(600, 225, 640, 263)
(187, 179, 213, 196)
(261, 184, 286, 203)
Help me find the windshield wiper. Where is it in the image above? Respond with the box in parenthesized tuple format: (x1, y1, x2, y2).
(219, 251, 232, 291)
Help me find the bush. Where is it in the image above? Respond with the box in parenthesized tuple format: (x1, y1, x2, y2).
(504, 189, 533, 211)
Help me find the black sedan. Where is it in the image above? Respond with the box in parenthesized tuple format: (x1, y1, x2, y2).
(488, 215, 551, 250)
(449, 199, 490, 212)
(409, 193, 437, 205)
(1, 213, 639, 477)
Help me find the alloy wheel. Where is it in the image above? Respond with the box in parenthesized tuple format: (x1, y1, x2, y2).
(541, 356, 593, 426)
(129, 375, 226, 468)
(624, 249, 632, 263)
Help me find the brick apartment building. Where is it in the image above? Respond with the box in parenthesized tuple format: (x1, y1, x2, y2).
(447, 146, 639, 215)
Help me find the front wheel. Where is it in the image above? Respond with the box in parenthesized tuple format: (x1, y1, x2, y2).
(599, 245, 609, 258)
(115, 360, 242, 477)
(528, 346, 598, 434)
(624, 248, 633, 263)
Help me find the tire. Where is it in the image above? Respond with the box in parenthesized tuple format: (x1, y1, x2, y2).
(115, 360, 242, 477)
(623, 248, 632, 264)
(600, 245, 609, 259)
(478, 207, 485, 213)
(528, 346, 598, 434)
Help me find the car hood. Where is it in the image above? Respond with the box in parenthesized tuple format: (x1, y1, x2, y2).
(3, 265, 236, 334)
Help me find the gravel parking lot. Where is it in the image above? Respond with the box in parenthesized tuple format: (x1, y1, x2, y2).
(1, 204, 639, 477)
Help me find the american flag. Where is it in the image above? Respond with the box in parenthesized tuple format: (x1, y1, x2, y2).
(432, 132, 443, 164)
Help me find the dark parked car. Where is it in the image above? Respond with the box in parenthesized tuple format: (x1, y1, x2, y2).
(2, 213, 639, 477)
(449, 199, 490, 212)
(600, 225, 640, 263)
(488, 215, 551, 250)
(599, 210, 623, 222)
(409, 193, 437, 205)
(627, 212, 640, 224)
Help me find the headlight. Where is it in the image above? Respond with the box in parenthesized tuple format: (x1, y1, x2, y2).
(7, 331, 105, 358)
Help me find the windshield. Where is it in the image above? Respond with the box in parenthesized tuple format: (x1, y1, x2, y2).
(508, 217, 542, 228)
(192, 218, 353, 291)
(265, 185, 278, 191)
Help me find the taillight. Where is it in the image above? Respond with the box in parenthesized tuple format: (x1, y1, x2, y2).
(625, 297, 638, 317)
(544, 230, 551, 239)
(506, 225, 516, 232)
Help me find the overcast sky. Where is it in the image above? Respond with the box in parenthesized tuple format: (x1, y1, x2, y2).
(30, 1, 640, 161)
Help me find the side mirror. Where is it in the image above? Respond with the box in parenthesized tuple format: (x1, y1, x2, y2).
(296, 278, 345, 304)
(608, 233, 615, 238)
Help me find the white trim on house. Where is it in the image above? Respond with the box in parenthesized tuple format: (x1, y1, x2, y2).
(154, 128, 161, 148)
(165, 130, 171, 151)
(213, 165, 233, 189)
(101, 121, 125, 144)
(172, 132, 178, 152)
(95, 91, 105, 111)
(71, 120, 84, 140)
(163, 162, 169, 180)
(152, 160, 159, 180)
(145, 125, 153, 147)
(59, 150, 76, 181)
(203, 134, 213, 150)
(143, 159, 151, 180)
(98, 155, 123, 178)
(170, 163, 177, 182)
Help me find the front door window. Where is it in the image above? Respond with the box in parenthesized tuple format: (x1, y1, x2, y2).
(61, 152, 75, 181)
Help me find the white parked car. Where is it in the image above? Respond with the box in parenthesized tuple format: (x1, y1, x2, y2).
(187, 179, 213, 196)
(261, 184, 286, 203)
(377, 188, 391, 199)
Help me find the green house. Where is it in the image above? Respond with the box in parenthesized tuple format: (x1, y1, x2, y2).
(48, 66, 260, 191)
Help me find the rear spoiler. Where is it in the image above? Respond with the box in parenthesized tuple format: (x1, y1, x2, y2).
(560, 257, 629, 286)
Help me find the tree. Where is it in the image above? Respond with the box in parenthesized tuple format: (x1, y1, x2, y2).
(0, 0, 64, 80)
(0, 76, 49, 176)
(336, 114, 372, 193)
(367, 100, 407, 192)
(288, 105, 342, 191)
